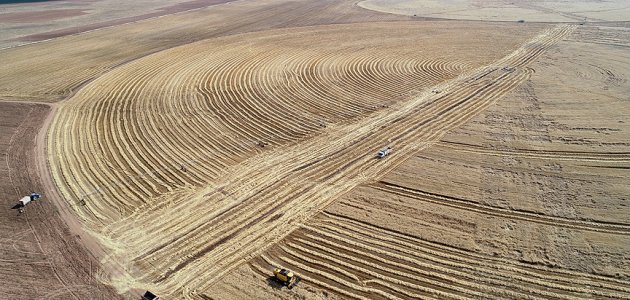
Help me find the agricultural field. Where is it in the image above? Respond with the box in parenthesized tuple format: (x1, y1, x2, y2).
(0, 0, 629, 299)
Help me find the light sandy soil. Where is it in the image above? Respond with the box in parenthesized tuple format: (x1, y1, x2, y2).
(0, 0, 629, 299)
(359, 0, 630, 22)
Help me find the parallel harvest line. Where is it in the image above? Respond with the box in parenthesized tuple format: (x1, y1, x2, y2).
(371, 181, 630, 235)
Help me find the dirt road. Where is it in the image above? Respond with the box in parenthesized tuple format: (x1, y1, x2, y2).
(0, 102, 119, 299)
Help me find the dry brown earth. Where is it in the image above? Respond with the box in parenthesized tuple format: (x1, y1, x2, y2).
(0, 102, 119, 300)
(0, 0, 240, 49)
(0, 9, 88, 23)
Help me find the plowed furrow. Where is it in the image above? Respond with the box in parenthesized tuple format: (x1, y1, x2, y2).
(371, 181, 630, 235)
(438, 141, 630, 162)
(316, 212, 630, 295)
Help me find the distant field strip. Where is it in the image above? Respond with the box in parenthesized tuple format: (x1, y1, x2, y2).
(48, 23, 573, 297)
(567, 26, 630, 47)
(253, 212, 630, 300)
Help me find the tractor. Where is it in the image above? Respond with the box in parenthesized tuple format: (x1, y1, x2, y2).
(273, 268, 301, 289)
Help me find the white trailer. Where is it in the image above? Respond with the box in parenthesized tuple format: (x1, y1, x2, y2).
(18, 196, 31, 207)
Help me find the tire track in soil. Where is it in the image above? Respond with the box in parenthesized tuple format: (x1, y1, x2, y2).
(436, 141, 630, 162)
(371, 181, 630, 235)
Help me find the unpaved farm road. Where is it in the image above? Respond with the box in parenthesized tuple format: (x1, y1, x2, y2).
(97, 25, 577, 298)
(0, 100, 120, 299)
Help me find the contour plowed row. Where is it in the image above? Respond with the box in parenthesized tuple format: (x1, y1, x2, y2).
(252, 212, 630, 300)
(48, 23, 574, 297)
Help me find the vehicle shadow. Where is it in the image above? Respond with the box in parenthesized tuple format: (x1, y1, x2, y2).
(266, 276, 283, 290)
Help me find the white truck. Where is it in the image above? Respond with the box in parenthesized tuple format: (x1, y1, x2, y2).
(377, 146, 392, 158)
(16, 193, 41, 213)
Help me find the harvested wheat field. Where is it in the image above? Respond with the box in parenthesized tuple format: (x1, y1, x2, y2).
(0, 0, 629, 299)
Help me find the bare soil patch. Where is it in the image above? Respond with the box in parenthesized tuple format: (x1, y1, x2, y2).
(14, 0, 237, 42)
(0, 102, 120, 300)
(0, 0, 237, 49)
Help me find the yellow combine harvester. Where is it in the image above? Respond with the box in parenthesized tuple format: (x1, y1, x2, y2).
(273, 268, 301, 289)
